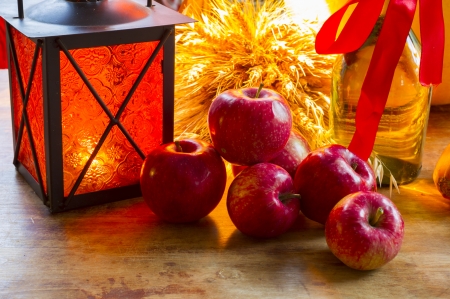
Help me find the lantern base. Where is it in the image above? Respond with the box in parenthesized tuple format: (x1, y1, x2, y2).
(16, 162, 142, 213)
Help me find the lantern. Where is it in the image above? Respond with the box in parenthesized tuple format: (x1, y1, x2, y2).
(0, 0, 194, 212)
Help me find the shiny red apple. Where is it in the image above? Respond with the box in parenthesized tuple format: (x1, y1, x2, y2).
(293, 144, 377, 225)
(325, 191, 404, 270)
(140, 139, 227, 223)
(231, 130, 310, 178)
(227, 163, 301, 238)
(208, 86, 292, 166)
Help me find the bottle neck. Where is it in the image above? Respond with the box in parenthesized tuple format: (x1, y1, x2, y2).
(361, 16, 385, 48)
(360, 0, 389, 48)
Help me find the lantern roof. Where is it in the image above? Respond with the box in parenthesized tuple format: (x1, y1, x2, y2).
(0, 0, 195, 38)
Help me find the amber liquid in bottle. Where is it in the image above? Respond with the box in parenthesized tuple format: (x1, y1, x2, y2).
(330, 24, 431, 185)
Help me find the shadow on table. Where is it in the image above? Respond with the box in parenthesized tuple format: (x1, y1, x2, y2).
(52, 194, 401, 289)
(54, 198, 222, 255)
(216, 215, 376, 297)
(222, 213, 324, 249)
(386, 178, 450, 223)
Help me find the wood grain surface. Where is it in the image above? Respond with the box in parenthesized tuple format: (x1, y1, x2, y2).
(0, 68, 450, 299)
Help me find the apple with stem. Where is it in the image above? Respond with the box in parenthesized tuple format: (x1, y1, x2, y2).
(140, 139, 227, 223)
(227, 163, 301, 238)
(208, 84, 292, 166)
(293, 144, 377, 225)
(325, 191, 405, 270)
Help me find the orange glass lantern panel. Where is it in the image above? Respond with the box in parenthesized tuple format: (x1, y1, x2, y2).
(10, 27, 47, 193)
(60, 42, 163, 196)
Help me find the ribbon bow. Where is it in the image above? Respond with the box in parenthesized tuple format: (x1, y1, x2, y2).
(315, 0, 445, 161)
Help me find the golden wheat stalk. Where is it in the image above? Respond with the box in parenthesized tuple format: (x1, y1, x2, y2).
(174, 0, 336, 150)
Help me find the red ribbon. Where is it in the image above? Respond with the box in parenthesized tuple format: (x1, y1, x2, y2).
(316, 0, 444, 161)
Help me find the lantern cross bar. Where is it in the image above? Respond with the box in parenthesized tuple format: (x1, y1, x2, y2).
(114, 28, 174, 132)
(7, 26, 47, 202)
(56, 28, 173, 209)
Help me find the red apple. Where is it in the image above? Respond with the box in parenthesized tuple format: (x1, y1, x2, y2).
(325, 191, 404, 270)
(231, 130, 311, 178)
(265, 129, 311, 178)
(293, 144, 377, 225)
(208, 86, 292, 166)
(140, 139, 227, 223)
(227, 163, 301, 238)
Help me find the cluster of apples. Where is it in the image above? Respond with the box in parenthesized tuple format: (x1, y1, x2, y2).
(140, 86, 404, 271)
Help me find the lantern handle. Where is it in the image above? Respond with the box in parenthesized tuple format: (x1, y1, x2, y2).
(17, 0, 24, 19)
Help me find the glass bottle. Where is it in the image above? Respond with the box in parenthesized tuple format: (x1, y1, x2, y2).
(330, 16, 432, 185)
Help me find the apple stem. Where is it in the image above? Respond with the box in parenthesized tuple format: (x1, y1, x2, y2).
(369, 207, 384, 226)
(174, 140, 183, 152)
(279, 193, 301, 203)
(255, 83, 264, 98)
(351, 163, 358, 171)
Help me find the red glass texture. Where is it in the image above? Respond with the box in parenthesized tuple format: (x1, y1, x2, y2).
(60, 42, 163, 196)
(10, 27, 47, 193)
(0, 20, 7, 69)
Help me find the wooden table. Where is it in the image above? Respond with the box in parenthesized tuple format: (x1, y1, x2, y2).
(0, 68, 450, 299)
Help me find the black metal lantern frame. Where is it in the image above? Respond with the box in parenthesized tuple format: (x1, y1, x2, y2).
(0, 0, 195, 212)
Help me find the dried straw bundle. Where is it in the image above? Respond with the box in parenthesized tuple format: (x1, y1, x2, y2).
(174, 0, 336, 149)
